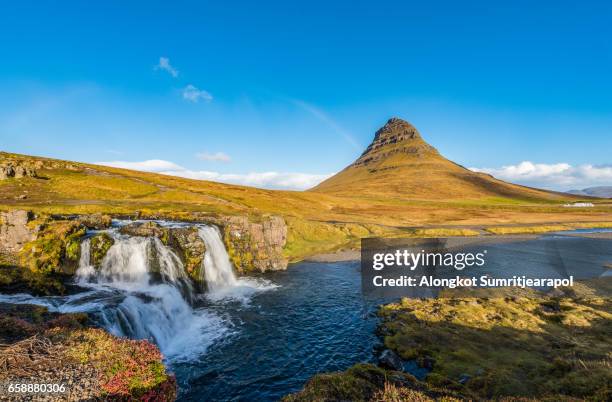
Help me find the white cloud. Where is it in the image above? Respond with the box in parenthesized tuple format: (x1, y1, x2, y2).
(196, 151, 231, 162)
(100, 159, 184, 172)
(182, 84, 213, 103)
(470, 161, 612, 190)
(97, 159, 331, 190)
(155, 57, 179, 78)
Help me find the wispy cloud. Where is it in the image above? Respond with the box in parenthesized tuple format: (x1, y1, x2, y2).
(182, 84, 213, 103)
(196, 151, 231, 162)
(470, 161, 612, 190)
(101, 159, 183, 172)
(97, 159, 332, 190)
(291, 99, 361, 150)
(155, 57, 179, 78)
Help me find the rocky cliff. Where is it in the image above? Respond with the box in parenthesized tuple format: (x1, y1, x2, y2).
(215, 215, 288, 273)
(351, 117, 438, 168)
(0, 210, 38, 253)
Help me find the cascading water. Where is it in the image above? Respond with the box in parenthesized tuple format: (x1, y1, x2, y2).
(0, 220, 276, 362)
(198, 226, 237, 291)
(197, 225, 277, 302)
(74, 229, 227, 360)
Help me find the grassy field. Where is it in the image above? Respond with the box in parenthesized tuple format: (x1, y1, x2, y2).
(1, 151, 611, 260)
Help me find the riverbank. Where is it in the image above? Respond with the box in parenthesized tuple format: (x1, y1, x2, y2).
(286, 278, 612, 401)
(0, 303, 177, 401)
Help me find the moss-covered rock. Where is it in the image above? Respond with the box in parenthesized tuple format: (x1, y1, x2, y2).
(17, 219, 86, 293)
(218, 215, 288, 274)
(166, 227, 206, 285)
(76, 213, 112, 230)
(119, 221, 170, 243)
(66, 328, 176, 400)
(89, 232, 114, 268)
(20, 220, 86, 274)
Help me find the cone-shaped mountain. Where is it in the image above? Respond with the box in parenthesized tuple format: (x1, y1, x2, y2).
(312, 117, 567, 201)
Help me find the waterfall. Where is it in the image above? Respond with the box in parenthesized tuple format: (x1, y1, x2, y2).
(74, 230, 227, 361)
(197, 225, 277, 302)
(197, 226, 237, 292)
(76, 238, 95, 281)
(2, 220, 275, 361)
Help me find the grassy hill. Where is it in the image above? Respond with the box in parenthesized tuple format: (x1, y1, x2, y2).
(1, 118, 610, 260)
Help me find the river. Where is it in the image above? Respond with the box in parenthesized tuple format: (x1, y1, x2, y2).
(0, 225, 610, 401)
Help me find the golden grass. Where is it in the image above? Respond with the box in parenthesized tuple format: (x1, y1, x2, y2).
(485, 221, 612, 235)
(379, 281, 612, 399)
(407, 228, 480, 237)
(485, 225, 572, 235)
(2, 151, 611, 260)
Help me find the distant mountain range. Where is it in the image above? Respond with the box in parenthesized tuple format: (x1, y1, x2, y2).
(312, 118, 571, 201)
(567, 186, 612, 198)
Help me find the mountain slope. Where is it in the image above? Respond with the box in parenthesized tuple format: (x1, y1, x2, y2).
(312, 118, 570, 201)
(568, 186, 612, 198)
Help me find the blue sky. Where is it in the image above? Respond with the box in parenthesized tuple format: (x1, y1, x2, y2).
(1, 1, 611, 190)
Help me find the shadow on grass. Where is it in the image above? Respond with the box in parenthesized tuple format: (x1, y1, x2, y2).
(379, 284, 611, 400)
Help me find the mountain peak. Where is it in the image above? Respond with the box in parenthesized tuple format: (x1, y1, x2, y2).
(376, 117, 421, 141)
(352, 117, 436, 167)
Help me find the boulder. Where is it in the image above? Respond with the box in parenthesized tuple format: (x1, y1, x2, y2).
(378, 349, 404, 371)
(0, 210, 38, 253)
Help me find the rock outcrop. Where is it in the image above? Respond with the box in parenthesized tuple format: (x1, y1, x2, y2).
(166, 227, 206, 282)
(20, 220, 86, 277)
(0, 210, 38, 253)
(216, 215, 288, 273)
(89, 233, 115, 268)
(0, 163, 37, 180)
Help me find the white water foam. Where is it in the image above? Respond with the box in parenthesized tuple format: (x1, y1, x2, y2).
(73, 231, 228, 361)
